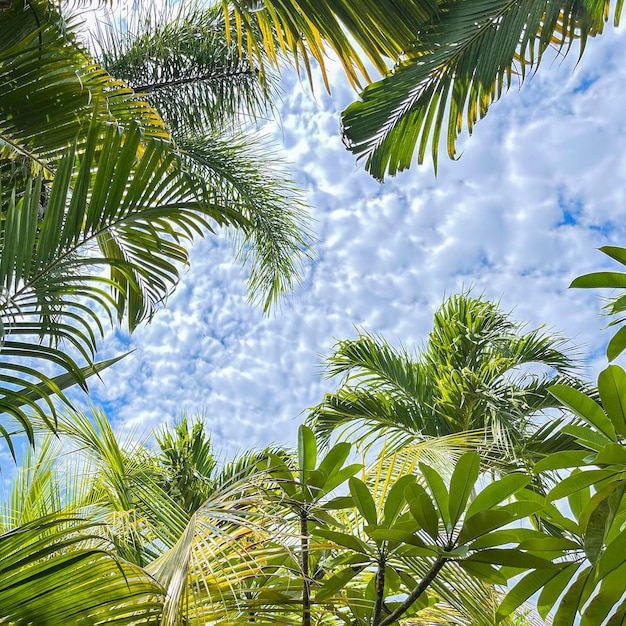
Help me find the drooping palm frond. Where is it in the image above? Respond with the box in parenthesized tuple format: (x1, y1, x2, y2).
(0, 514, 165, 624)
(95, 1, 279, 135)
(0, 115, 223, 449)
(341, 0, 622, 179)
(0, 1, 168, 171)
(221, 0, 447, 90)
(92, 2, 314, 314)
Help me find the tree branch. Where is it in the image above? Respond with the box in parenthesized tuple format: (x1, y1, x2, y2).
(378, 556, 447, 626)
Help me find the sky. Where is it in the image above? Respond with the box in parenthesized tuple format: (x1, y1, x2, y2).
(82, 17, 626, 460)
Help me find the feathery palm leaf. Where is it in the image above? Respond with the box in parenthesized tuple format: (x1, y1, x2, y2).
(341, 0, 622, 179)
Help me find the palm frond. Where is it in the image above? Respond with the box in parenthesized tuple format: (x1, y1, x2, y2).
(0, 514, 165, 624)
(341, 0, 620, 179)
(95, 1, 279, 135)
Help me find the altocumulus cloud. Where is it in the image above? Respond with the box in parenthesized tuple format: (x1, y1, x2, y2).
(87, 25, 626, 456)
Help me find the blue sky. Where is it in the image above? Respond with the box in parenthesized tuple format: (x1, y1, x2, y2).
(79, 16, 626, 459)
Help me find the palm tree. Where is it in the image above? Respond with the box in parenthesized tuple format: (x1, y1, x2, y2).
(308, 293, 583, 461)
(0, 0, 312, 451)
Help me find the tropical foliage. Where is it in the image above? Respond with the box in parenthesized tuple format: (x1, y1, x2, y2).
(4, 0, 626, 625)
(0, 0, 311, 451)
(308, 293, 582, 463)
(221, 0, 623, 179)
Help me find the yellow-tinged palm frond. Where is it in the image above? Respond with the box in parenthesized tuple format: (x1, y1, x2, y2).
(0, 513, 165, 624)
(221, 0, 441, 89)
(0, 1, 168, 172)
(342, 0, 623, 179)
(0, 115, 224, 450)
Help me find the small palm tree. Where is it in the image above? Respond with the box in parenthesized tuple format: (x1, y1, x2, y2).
(309, 293, 583, 459)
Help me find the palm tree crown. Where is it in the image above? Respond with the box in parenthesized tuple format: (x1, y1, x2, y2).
(309, 293, 582, 454)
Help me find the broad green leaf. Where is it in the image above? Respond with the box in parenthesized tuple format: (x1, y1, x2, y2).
(568, 483, 591, 520)
(597, 527, 626, 579)
(314, 529, 370, 554)
(265, 452, 296, 496)
(365, 527, 426, 547)
(319, 464, 363, 496)
(419, 462, 450, 529)
(581, 563, 626, 626)
(561, 425, 611, 451)
(405, 482, 439, 541)
(536, 562, 581, 620)
(534, 450, 592, 472)
(348, 477, 378, 525)
(607, 325, 626, 362)
(553, 566, 593, 626)
(592, 442, 626, 465)
(549, 384, 616, 441)
(599, 366, 626, 439)
(457, 510, 514, 546)
(315, 566, 363, 602)
(382, 475, 415, 527)
(469, 530, 525, 551)
(298, 425, 317, 482)
(498, 566, 570, 622)
(448, 451, 480, 526)
(600, 246, 626, 268)
(317, 442, 351, 478)
(547, 469, 617, 502)
(570, 272, 626, 289)
(466, 472, 531, 518)
(459, 560, 508, 585)
(465, 548, 554, 569)
(606, 596, 626, 625)
(518, 537, 580, 552)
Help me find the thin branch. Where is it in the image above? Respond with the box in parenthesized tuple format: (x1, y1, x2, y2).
(378, 556, 447, 626)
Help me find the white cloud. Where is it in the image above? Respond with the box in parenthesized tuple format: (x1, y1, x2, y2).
(82, 27, 626, 458)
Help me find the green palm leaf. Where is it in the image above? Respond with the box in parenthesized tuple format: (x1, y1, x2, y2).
(0, 514, 165, 624)
(342, 0, 620, 179)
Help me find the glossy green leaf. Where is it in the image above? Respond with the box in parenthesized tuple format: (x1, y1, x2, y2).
(497, 566, 570, 622)
(420, 462, 450, 529)
(553, 566, 593, 626)
(534, 450, 595, 472)
(466, 472, 531, 518)
(571, 272, 626, 289)
(315, 565, 364, 602)
(298, 425, 317, 482)
(314, 528, 370, 554)
(547, 469, 617, 502)
(599, 366, 626, 439)
(405, 482, 440, 541)
(382, 475, 415, 527)
(536, 562, 581, 620)
(348, 477, 378, 525)
(549, 384, 616, 441)
(448, 451, 480, 526)
(607, 325, 626, 362)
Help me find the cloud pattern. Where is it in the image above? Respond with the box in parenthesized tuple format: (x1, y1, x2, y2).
(85, 27, 626, 457)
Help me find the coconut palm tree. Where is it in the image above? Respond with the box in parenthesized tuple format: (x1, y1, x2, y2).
(0, 0, 311, 452)
(308, 293, 583, 462)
